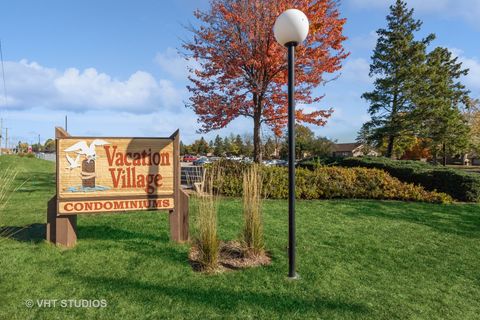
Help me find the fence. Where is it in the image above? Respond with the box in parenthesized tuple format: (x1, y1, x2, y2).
(181, 165, 205, 190)
(36, 153, 56, 162)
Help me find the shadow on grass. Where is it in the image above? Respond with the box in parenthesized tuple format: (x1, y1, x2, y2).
(78, 225, 170, 243)
(70, 273, 370, 316)
(77, 225, 187, 266)
(0, 223, 45, 243)
(340, 201, 480, 238)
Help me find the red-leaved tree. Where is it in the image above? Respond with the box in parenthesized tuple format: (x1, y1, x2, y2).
(184, 0, 348, 162)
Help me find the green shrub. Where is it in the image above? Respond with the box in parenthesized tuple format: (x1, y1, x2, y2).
(297, 156, 344, 170)
(17, 153, 35, 158)
(341, 157, 480, 202)
(209, 160, 452, 204)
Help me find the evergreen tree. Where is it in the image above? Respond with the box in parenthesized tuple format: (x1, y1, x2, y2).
(190, 137, 210, 155)
(180, 141, 186, 155)
(243, 134, 254, 158)
(226, 133, 240, 155)
(234, 134, 244, 156)
(213, 135, 224, 156)
(208, 139, 214, 154)
(362, 0, 434, 158)
(416, 47, 470, 165)
(223, 136, 232, 156)
(198, 137, 210, 155)
(263, 137, 276, 160)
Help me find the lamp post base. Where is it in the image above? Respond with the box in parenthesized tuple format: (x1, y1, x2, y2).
(287, 273, 300, 281)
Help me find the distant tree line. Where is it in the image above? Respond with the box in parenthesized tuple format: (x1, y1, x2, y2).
(181, 125, 335, 160)
(16, 139, 55, 153)
(181, 134, 255, 158)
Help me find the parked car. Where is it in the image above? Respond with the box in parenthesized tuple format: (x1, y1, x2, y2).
(193, 157, 211, 166)
(242, 157, 253, 164)
(182, 155, 197, 162)
(276, 160, 288, 167)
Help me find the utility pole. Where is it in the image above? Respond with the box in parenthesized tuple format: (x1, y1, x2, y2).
(38, 134, 41, 152)
(65, 115, 68, 131)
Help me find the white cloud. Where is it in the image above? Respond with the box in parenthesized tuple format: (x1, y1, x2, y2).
(460, 57, 480, 93)
(340, 58, 372, 84)
(154, 47, 200, 81)
(348, 0, 480, 28)
(347, 31, 378, 52)
(0, 59, 183, 113)
(448, 48, 480, 94)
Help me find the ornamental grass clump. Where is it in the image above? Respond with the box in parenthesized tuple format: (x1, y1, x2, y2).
(0, 167, 22, 242)
(242, 164, 264, 256)
(191, 164, 221, 272)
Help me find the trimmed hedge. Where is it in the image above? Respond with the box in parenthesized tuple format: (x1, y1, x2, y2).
(340, 157, 480, 202)
(208, 160, 452, 204)
(297, 156, 344, 170)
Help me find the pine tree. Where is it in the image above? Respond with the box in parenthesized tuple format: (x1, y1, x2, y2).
(234, 135, 244, 156)
(213, 135, 224, 156)
(223, 136, 232, 156)
(225, 133, 239, 155)
(415, 47, 470, 165)
(362, 0, 434, 158)
(263, 137, 276, 160)
(243, 135, 254, 158)
(208, 139, 214, 154)
(198, 137, 210, 155)
(180, 141, 186, 155)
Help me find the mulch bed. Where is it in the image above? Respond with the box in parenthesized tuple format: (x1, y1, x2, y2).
(189, 240, 271, 273)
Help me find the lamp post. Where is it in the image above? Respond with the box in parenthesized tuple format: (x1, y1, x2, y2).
(274, 9, 309, 279)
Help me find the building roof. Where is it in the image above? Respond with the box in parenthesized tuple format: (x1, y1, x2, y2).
(333, 143, 361, 152)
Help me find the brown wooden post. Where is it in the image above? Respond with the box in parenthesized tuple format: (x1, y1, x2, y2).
(179, 189, 189, 241)
(169, 130, 189, 242)
(46, 196, 57, 243)
(47, 127, 78, 247)
(55, 214, 77, 248)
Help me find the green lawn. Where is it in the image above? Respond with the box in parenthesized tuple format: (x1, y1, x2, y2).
(1, 155, 480, 319)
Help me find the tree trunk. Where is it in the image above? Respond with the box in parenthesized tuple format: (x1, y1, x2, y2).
(386, 135, 395, 159)
(442, 143, 447, 166)
(253, 110, 262, 163)
(252, 94, 263, 163)
(387, 92, 398, 159)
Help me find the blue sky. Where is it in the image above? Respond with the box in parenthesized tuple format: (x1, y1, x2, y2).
(0, 0, 479, 146)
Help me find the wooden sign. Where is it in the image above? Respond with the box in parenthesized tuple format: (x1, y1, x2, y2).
(46, 128, 189, 247)
(57, 137, 175, 213)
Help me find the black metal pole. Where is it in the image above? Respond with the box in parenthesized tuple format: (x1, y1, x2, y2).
(287, 42, 297, 279)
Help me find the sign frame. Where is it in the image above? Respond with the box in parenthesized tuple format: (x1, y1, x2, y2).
(46, 127, 189, 247)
